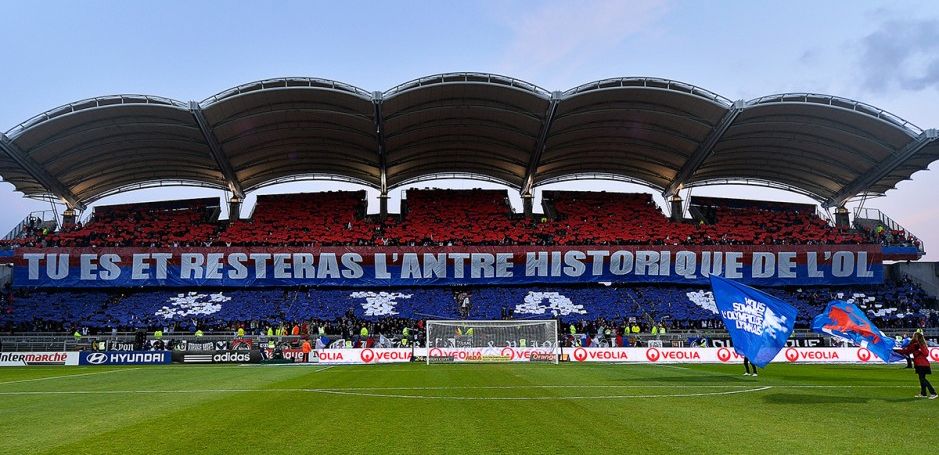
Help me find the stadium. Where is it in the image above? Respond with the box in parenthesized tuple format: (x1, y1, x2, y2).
(0, 70, 937, 452)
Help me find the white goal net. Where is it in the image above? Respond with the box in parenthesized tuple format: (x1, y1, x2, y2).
(425, 320, 558, 364)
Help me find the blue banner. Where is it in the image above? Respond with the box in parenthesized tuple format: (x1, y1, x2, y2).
(710, 275, 797, 368)
(13, 245, 883, 288)
(78, 351, 172, 365)
(811, 301, 904, 363)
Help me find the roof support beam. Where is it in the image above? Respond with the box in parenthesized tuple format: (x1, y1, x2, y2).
(190, 102, 244, 199)
(521, 92, 561, 196)
(662, 100, 746, 198)
(824, 128, 938, 208)
(0, 133, 85, 210)
(373, 92, 388, 195)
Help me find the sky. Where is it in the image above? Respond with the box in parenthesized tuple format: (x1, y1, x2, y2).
(0, 0, 937, 257)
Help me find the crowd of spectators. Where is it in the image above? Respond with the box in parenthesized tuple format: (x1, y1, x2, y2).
(2, 280, 934, 336)
(5, 199, 222, 248)
(689, 206, 864, 245)
(536, 192, 693, 245)
(218, 192, 376, 246)
(381, 189, 535, 246)
(2, 190, 930, 349)
(0, 189, 902, 249)
(862, 224, 922, 249)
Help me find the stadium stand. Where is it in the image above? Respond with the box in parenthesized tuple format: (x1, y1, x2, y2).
(687, 196, 864, 245)
(538, 191, 695, 245)
(4, 281, 934, 335)
(0, 190, 893, 248)
(36, 198, 221, 248)
(4, 187, 933, 347)
(853, 208, 923, 249)
(217, 191, 375, 246)
(381, 189, 534, 246)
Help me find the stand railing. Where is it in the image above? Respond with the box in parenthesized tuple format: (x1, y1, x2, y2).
(2, 210, 57, 241)
(854, 207, 924, 253)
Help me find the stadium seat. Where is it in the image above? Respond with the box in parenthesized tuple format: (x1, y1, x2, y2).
(40, 199, 222, 248)
(0, 190, 889, 248)
(382, 189, 535, 246)
(217, 191, 376, 246)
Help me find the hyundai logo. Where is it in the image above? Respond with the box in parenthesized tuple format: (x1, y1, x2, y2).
(86, 353, 108, 365)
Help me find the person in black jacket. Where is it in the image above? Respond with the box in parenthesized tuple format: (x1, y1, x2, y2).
(744, 357, 758, 377)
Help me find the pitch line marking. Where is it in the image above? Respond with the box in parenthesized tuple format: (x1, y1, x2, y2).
(0, 384, 913, 394)
(0, 368, 142, 386)
(307, 386, 775, 400)
(0, 385, 774, 400)
(0, 384, 917, 400)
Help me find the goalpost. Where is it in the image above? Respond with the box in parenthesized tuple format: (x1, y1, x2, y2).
(425, 320, 559, 364)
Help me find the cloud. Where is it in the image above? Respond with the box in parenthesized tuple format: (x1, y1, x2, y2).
(498, 0, 669, 77)
(798, 49, 820, 66)
(858, 18, 939, 92)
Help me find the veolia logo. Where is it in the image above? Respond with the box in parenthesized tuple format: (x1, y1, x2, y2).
(645, 348, 660, 362)
(500, 347, 516, 360)
(717, 348, 732, 363)
(360, 349, 375, 363)
(573, 348, 587, 362)
(856, 348, 871, 362)
(785, 348, 799, 362)
(429, 348, 443, 358)
(930, 348, 939, 362)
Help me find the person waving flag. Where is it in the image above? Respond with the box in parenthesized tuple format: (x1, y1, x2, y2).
(811, 300, 904, 363)
(710, 275, 797, 368)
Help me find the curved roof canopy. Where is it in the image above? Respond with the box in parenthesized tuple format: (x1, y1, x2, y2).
(1, 73, 936, 209)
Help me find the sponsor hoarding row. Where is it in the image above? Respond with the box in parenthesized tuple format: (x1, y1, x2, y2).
(4, 347, 938, 366)
(564, 347, 929, 364)
(310, 347, 934, 364)
(312, 348, 414, 364)
(0, 351, 79, 366)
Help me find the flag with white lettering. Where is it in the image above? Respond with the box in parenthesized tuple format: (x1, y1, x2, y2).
(811, 301, 904, 363)
(710, 275, 797, 367)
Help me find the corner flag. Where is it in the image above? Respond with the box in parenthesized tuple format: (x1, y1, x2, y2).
(710, 275, 797, 368)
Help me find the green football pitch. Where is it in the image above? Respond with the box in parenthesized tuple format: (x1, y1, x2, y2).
(0, 362, 936, 454)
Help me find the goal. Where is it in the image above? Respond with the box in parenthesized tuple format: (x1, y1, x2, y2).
(425, 320, 558, 364)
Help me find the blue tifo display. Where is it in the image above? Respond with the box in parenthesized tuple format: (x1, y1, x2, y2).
(3, 281, 929, 331)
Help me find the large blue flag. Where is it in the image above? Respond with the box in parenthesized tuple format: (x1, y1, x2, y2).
(710, 275, 797, 367)
(811, 301, 904, 363)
